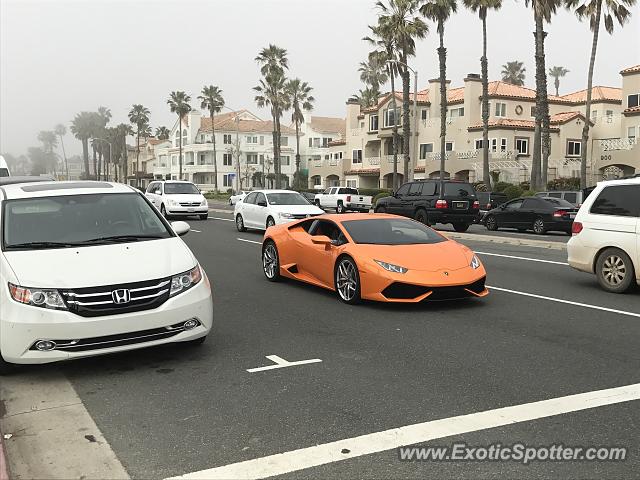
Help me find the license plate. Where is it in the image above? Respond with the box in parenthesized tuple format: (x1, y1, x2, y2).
(188, 208, 195, 212)
(453, 201, 466, 209)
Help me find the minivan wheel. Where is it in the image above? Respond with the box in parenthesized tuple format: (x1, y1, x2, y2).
(532, 218, 546, 235)
(236, 214, 246, 232)
(414, 209, 428, 225)
(335, 257, 361, 304)
(453, 222, 470, 233)
(160, 204, 169, 218)
(262, 240, 281, 281)
(596, 248, 635, 293)
(485, 215, 498, 231)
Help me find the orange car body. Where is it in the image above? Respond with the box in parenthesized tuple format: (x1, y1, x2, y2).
(263, 213, 488, 303)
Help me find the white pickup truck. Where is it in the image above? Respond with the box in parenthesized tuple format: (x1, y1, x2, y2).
(314, 187, 373, 213)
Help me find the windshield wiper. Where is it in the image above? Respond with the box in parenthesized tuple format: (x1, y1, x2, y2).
(80, 234, 166, 244)
(6, 241, 82, 250)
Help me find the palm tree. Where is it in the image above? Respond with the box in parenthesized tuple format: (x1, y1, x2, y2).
(198, 85, 225, 192)
(167, 92, 192, 181)
(128, 104, 150, 186)
(95, 107, 111, 180)
(37, 130, 58, 175)
(350, 88, 380, 108)
(358, 56, 389, 99)
(255, 45, 289, 189)
(54, 124, 69, 179)
(364, 25, 401, 189)
(548, 66, 569, 96)
(567, 0, 635, 188)
(463, 0, 502, 191)
(285, 79, 315, 188)
(70, 112, 95, 178)
(155, 126, 170, 140)
(377, 0, 428, 184)
(115, 123, 134, 182)
(501, 61, 526, 85)
(420, 0, 458, 198)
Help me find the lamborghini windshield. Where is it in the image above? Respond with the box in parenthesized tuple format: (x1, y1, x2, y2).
(342, 218, 446, 245)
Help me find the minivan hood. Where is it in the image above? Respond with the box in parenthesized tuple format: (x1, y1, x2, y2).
(164, 194, 205, 203)
(3, 237, 196, 288)
(270, 204, 324, 215)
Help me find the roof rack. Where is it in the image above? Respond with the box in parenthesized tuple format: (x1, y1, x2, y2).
(0, 175, 55, 186)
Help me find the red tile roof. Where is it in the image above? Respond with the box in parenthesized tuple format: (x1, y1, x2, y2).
(199, 113, 296, 135)
(620, 65, 640, 75)
(328, 139, 346, 146)
(468, 118, 560, 132)
(309, 116, 346, 136)
(623, 105, 640, 116)
(561, 86, 622, 104)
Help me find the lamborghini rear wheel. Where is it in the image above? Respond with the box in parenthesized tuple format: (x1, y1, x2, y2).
(335, 257, 361, 304)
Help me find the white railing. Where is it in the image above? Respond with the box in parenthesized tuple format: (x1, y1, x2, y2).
(366, 157, 380, 166)
(599, 138, 636, 152)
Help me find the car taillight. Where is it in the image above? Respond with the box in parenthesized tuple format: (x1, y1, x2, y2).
(346, 195, 351, 202)
(435, 199, 448, 209)
(486, 203, 492, 210)
(553, 210, 567, 217)
(572, 222, 583, 235)
(472, 200, 480, 209)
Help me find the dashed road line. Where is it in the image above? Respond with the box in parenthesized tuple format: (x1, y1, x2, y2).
(208, 216, 234, 222)
(190, 229, 202, 233)
(246, 355, 322, 373)
(237, 238, 262, 245)
(167, 382, 640, 480)
(477, 251, 569, 266)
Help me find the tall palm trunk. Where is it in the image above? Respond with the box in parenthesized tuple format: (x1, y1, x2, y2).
(98, 149, 103, 181)
(437, 26, 447, 198)
(540, 30, 551, 187)
(270, 111, 278, 189)
(390, 68, 399, 190)
(580, 0, 602, 189)
(59, 135, 69, 179)
(481, 13, 491, 190)
(295, 120, 301, 188)
(554, 78, 560, 96)
(275, 114, 282, 189)
(531, 15, 545, 190)
(401, 53, 411, 184)
(178, 117, 183, 180)
(92, 144, 97, 179)
(211, 113, 218, 192)
(122, 136, 128, 183)
(82, 138, 90, 179)
(135, 133, 140, 186)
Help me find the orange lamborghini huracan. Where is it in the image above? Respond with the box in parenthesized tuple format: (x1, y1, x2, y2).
(261, 213, 488, 304)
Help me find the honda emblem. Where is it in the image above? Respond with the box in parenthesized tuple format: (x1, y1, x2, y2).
(112, 289, 131, 304)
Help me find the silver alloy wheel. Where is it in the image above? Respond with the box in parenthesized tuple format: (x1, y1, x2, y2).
(336, 259, 357, 301)
(486, 216, 496, 230)
(602, 254, 626, 286)
(533, 218, 545, 234)
(263, 243, 278, 279)
(236, 215, 244, 231)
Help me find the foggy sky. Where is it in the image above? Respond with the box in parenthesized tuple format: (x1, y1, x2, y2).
(1, 0, 639, 157)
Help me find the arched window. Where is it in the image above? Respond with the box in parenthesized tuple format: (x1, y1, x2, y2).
(174, 130, 180, 147)
(182, 129, 188, 146)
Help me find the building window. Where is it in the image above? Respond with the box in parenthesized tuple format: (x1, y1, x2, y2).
(495, 102, 507, 117)
(182, 129, 188, 146)
(174, 131, 180, 147)
(313, 176, 322, 186)
(445, 142, 454, 152)
(324, 154, 330, 160)
(475, 139, 484, 149)
(223, 153, 233, 166)
(199, 154, 206, 165)
(313, 137, 321, 148)
(308, 138, 313, 147)
(448, 107, 464, 118)
(490, 138, 498, 152)
(280, 155, 290, 166)
(627, 126, 636, 139)
(419, 143, 433, 159)
(566, 140, 581, 157)
(346, 179, 357, 188)
(421, 109, 429, 121)
(260, 136, 264, 145)
(383, 107, 400, 127)
(500, 138, 508, 152)
(352, 149, 362, 163)
(332, 152, 343, 160)
(605, 110, 614, 123)
(223, 174, 234, 187)
(369, 114, 379, 131)
(515, 137, 529, 155)
(281, 136, 289, 147)
(628, 93, 639, 109)
(223, 134, 232, 144)
(322, 137, 332, 147)
(247, 154, 258, 165)
(246, 135, 258, 144)
(530, 106, 536, 117)
(591, 110, 598, 122)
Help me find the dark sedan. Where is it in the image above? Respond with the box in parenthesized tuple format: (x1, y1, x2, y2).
(481, 196, 578, 235)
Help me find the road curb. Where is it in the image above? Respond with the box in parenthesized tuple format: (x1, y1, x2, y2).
(444, 231, 567, 250)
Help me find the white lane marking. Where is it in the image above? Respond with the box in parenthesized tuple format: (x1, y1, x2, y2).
(167, 382, 640, 480)
(477, 251, 569, 266)
(237, 238, 262, 245)
(247, 355, 322, 373)
(208, 216, 234, 222)
(190, 229, 202, 233)
(488, 285, 640, 318)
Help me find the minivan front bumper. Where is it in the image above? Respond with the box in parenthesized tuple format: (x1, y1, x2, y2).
(0, 274, 213, 364)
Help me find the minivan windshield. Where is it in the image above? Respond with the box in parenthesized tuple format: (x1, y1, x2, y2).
(164, 183, 200, 195)
(2, 193, 172, 250)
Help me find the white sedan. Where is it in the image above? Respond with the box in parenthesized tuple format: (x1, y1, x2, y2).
(229, 190, 249, 205)
(234, 190, 324, 231)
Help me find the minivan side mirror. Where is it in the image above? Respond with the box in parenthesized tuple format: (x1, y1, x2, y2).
(171, 221, 190, 237)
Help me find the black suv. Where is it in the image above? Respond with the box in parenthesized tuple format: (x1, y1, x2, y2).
(374, 179, 479, 232)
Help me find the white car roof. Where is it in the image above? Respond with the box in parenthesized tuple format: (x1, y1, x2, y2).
(0, 181, 137, 200)
(250, 189, 300, 194)
(158, 180, 196, 184)
(596, 176, 640, 187)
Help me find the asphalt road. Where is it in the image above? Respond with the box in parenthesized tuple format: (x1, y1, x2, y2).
(54, 210, 639, 479)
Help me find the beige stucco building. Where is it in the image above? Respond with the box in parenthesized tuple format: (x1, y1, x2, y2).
(309, 65, 639, 189)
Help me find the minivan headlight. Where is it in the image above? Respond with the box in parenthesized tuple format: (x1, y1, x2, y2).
(167, 199, 179, 207)
(8, 283, 67, 310)
(170, 265, 202, 297)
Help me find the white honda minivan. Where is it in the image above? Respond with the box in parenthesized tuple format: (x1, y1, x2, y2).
(0, 179, 213, 373)
(567, 177, 640, 293)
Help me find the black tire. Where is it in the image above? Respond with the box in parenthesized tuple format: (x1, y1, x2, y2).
(414, 209, 428, 225)
(228, 198, 233, 205)
(199, 214, 208, 220)
(595, 248, 636, 293)
(336, 202, 345, 214)
(314, 199, 321, 207)
(485, 215, 498, 231)
(375, 206, 386, 214)
(453, 222, 470, 233)
(160, 204, 169, 219)
(532, 217, 547, 235)
(334, 256, 361, 304)
(262, 240, 281, 282)
(0, 354, 15, 376)
(236, 214, 246, 232)
(266, 216, 276, 229)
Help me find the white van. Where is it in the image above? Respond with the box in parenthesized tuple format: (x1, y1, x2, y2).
(567, 177, 640, 293)
(0, 180, 213, 373)
(0, 155, 10, 177)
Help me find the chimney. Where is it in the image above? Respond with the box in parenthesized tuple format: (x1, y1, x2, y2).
(346, 98, 363, 130)
(428, 78, 450, 115)
(464, 74, 483, 125)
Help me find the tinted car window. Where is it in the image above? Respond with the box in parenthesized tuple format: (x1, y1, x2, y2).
(590, 185, 640, 217)
(244, 192, 258, 204)
(338, 188, 358, 194)
(541, 198, 574, 208)
(563, 192, 578, 204)
(476, 192, 489, 204)
(505, 199, 524, 211)
(342, 218, 446, 245)
(444, 183, 474, 197)
(164, 183, 199, 195)
(266, 192, 309, 205)
(0, 168, 9, 177)
(256, 193, 267, 205)
(547, 192, 562, 198)
(395, 184, 410, 196)
(522, 198, 542, 209)
(421, 182, 437, 196)
(408, 183, 423, 195)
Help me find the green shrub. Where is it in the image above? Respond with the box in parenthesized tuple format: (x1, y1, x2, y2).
(519, 181, 531, 191)
(503, 185, 523, 199)
(521, 189, 536, 197)
(547, 177, 580, 191)
(494, 181, 513, 193)
(373, 192, 391, 204)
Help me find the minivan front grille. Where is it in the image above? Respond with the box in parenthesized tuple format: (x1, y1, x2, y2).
(60, 278, 171, 317)
(179, 202, 202, 207)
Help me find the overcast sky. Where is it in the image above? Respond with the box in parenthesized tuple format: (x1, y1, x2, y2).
(1, 0, 638, 157)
